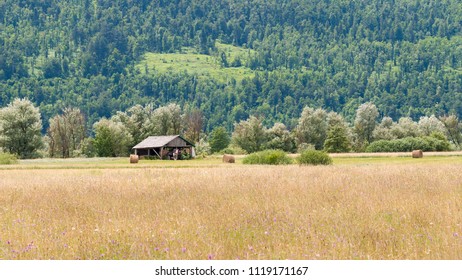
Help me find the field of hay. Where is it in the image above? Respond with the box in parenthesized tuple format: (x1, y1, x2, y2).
(0, 155, 461, 260)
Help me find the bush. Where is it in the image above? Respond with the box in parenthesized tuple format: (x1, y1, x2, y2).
(219, 145, 247, 155)
(365, 136, 451, 152)
(220, 147, 235, 154)
(296, 150, 333, 165)
(425, 134, 451, 151)
(195, 138, 211, 157)
(242, 149, 293, 165)
(297, 143, 316, 153)
(364, 140, 395, 152)
(0, 152, 18, 164)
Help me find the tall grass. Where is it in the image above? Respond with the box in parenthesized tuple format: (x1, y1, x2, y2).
(0, 162, 461, 260)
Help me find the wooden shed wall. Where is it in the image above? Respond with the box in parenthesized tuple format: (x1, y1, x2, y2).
(166, 137, 188, 147)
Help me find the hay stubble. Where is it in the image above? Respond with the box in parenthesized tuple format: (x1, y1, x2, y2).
(0, 163, 461, 259)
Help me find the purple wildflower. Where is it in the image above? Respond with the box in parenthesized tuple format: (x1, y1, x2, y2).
(25, 241, 34, 251)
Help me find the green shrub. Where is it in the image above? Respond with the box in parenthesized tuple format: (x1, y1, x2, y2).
(242, 149, 293, 165)
(424, 135, 451, 151)
(297, 143, 315, 153)
(296, 150, 333, 165)
(0, 152, 18, 165)
(366, 136, 451, 152)
(195, 138, 211, 157)
(219, 145, 248, 155)
(364, 140, 394, 152)
(220, 147, 235, 154)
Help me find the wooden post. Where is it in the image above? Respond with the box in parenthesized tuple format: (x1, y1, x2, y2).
(153, 148, 161, 159)
(160, 147, 164, 160)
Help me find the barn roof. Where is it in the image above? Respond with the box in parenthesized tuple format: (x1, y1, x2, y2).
(132, 135, 194, 149)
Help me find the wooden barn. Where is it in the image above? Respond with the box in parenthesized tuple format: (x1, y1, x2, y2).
(132, 135, 195, 160)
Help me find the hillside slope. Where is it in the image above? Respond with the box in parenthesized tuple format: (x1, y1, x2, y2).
(0, 0, 461, 130)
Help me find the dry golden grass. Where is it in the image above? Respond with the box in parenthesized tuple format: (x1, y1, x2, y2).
(0, 161, 461, 260)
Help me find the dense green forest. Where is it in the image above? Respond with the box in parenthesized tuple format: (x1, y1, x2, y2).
(1, 0, 462, 133)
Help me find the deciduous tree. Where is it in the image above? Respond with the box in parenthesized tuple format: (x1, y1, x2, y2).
(440, 115, 462, 148)
(142, 103, 182, 137)
(353, 102, 378, 150)
(183, 108, 204, 143)
(112, 104, 154, 146)
(232, 116, 267, 153)
(93, 118, 133, 157)
(47, 108, 86, 158)
(295, 107, 328, 150)
(324, 125, 351, 153)
(373, 116, 395, 141)
(0, 98, 43, 158)
(264, 122, 296, 152)
(418, 115, 446, 136)
(209, 126, 230, 153)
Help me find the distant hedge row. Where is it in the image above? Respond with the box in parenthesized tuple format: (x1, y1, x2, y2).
(242, 149, 333, 166)
(242, 149, 293, 165)
(365, 136, 450, 152)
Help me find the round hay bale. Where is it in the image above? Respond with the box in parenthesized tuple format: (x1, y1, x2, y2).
(412, 150, 423, 158)
(222, 154, 235, 163)
(130, 154, 139, 164)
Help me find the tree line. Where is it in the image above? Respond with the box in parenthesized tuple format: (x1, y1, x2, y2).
(1, 0, 462, 136)
(1, 98, 460, 159)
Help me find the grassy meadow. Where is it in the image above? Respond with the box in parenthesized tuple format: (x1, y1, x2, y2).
(136, 42, 256, 83)
(0, 155, 461, 260)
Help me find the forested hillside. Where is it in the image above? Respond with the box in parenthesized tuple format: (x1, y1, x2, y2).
(1, 0, 462, 131)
